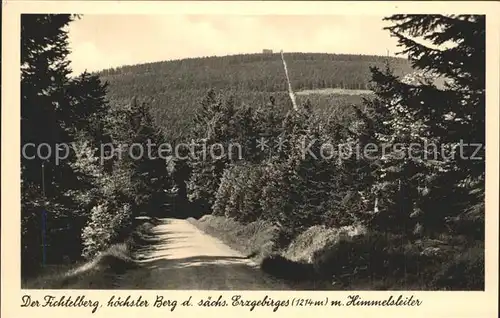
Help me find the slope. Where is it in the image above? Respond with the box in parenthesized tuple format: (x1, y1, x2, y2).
(96, 52, 413, 141)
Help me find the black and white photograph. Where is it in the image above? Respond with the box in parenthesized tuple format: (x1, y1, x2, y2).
(14, 6, 489, 294)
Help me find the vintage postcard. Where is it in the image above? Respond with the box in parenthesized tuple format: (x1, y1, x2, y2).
(2, 1, 499, 317)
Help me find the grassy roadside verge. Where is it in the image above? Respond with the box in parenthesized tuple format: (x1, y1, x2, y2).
(188, 215, 484, 290)
(22, 217, 161, 289)
(187, 215, 277, 263)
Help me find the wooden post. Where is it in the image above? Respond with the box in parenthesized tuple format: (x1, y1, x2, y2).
(41, 162, 47, 267)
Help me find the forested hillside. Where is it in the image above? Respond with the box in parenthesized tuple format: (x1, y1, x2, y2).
(21, 14, 484, 291)
(98, 53, 413, 141)
(180, 15, 485, 289)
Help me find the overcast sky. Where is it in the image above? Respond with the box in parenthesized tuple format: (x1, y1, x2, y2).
(67, 15, 402, 75)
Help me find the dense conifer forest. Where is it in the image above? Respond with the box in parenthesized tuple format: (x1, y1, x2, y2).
(98, 53, 414, 141)
(21, 14, 484, 290)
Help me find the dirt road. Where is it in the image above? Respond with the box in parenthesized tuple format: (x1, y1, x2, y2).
(115, 218, 290, 289)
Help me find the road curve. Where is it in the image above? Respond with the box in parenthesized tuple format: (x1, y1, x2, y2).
(115, 218, 290, 290)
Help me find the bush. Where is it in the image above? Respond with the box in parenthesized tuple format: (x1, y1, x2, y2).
(81, 203, 132, 259)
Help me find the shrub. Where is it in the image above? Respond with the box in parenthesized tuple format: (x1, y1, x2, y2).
(81, 203, 132, 259)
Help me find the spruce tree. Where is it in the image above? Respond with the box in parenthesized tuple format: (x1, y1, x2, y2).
(64, 71, 110, 145)
(106, 98, 170, 216)
(21, 14, 76, 196)
(21, 14, 82, 273)
(21, 14, 123, 271)
(365, 15, 485, 236)
(187, 90, 237, 210)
